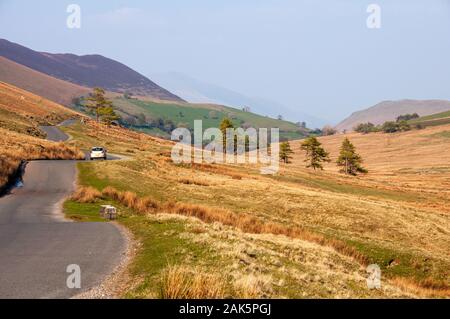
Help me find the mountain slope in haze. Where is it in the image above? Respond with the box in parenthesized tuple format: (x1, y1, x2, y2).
(0, 39, 183, 102)
(152, 72, 326, 128)
(336, 100, 450, 132)
(0, 56, 91, 106)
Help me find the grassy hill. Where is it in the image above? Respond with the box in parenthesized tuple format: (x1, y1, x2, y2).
(111, 97, 308, 140)
(408, 110, 450, 128)
(61, 117, 450, 298)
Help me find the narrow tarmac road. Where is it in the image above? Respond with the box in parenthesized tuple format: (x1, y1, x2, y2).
(0, 124, 125, 298)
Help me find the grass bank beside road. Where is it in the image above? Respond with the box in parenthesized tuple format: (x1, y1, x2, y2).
(62, 120, 450, 298)
(0, 127, 84, 190)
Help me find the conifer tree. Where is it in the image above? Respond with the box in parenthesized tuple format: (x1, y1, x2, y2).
(300, 137, 330, 170)
(279, 141, 294, 164)
(336, 138, 367, 175)
(86, 87, 113, 122)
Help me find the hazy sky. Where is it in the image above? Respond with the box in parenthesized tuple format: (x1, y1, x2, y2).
(1, 0, 450, 123)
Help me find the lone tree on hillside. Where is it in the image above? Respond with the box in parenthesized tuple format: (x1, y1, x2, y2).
(220, 118, 235, 152)
(220, 117, 234, 135)
(300, 137, 330, 170)
(336, 138, 367, 175)
(86, 87, 113, 122)
(279, 141, 294, 163)
(98, 106, 119, 127)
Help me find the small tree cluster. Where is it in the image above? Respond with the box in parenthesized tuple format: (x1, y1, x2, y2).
(298, 136, 367, 175)
(354, 122, 378, 134)
(322, 125, 337, 136)
(120, 114, 177, 134)
(396, 113, 419, 122)
(381, 120, 411, 133)
(353, 113, 421, 135)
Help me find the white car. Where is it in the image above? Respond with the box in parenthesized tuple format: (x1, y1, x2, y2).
(90, 147, 107, 160)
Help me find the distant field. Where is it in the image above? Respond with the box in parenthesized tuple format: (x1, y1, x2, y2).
(409, 110, 450, 127)
(112, 97, 307, 140)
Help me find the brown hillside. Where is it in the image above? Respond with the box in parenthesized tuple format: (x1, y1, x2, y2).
(0, 39, 183, 102)
(0, 56, 90, 106)
(0, 81, 80, 129)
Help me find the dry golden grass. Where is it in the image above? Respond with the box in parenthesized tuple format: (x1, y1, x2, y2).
(391, 277, 450, 298)
(168, 202, 367, 265)
(178, 178, 210, 186)
(233, 274, 273, 299)
(188, 163, 245, 180)
(289, 126, 450, 213)
(71, 186, 102, 203)
(0, 157, 21, 189)
(82, 186, 369, 265)
(0, 81, 80, 126)
(66, 116, 450, 298)
(160, 265, 225, 299)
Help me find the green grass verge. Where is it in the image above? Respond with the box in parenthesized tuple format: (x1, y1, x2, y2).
(64, 200, 107, 222)
(343, 239, 449, 285)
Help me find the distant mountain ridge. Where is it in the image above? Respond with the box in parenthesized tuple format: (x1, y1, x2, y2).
(0, 39, 183, 102)
(336, 99, 450, 132)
